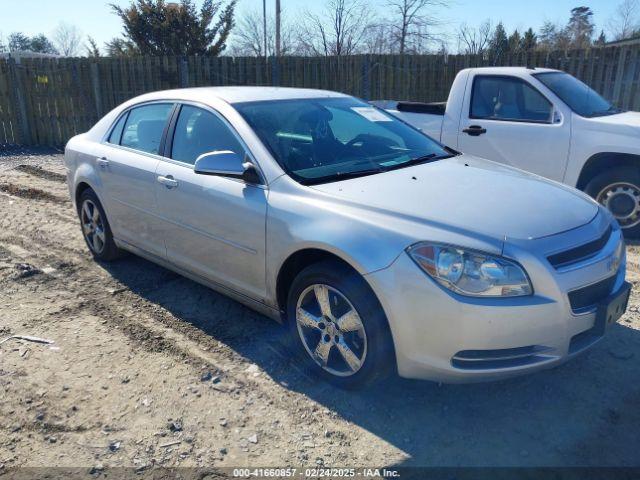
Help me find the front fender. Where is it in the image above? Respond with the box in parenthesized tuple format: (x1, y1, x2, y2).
(263, 177, 505, 307)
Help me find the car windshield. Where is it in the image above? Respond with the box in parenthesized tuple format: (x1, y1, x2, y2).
(234, 97, 454, 185)
(534, 71, 621, 117)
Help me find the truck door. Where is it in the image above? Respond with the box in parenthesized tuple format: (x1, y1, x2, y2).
(457, 73, 570, 182)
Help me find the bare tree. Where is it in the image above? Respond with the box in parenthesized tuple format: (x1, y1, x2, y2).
(297, 0, 374, 56)
(458, 20, 492, 55)
(382, 0, 447, 54)
(362, 24, 395, 54)
(232, 10, 267, 56)
(230, 9, 296, 56)
(608, 0, 640, 40)
(52, 22, 84, 57)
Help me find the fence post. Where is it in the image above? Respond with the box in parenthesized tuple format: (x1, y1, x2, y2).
(362, 55, 370, 100)
(271, 56, 279, 86)
(8, 57, 32, 146)
(90, 62, 102, 117)
(179, 57, 189, 87)
(612, 47, 628, 106)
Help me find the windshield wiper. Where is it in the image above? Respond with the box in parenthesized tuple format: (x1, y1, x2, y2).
(304, 151, 458, 185)
(384, 152, 456, 171)
(307, 168, 384, 185)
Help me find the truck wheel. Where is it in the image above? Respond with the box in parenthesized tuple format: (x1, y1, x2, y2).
(585, 167, 640, 238)
(286, 260, 394, 389)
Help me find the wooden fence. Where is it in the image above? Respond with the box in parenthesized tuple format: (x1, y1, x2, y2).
(1, 45, 640, 146)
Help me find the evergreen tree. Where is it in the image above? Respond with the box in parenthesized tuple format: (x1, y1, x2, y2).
(508, 29, 521, 54)
(538, 21, 557, 50)
(8, 32, 58, 54)
(85, 37, 101, 57)
(489, 21, 509, 62)
(29, 34, 59, 54)
(8, 32, 31, 52)
(566, 6, 594, 48)
(109, 0, 237, 56)
(521, 28, 537, 52)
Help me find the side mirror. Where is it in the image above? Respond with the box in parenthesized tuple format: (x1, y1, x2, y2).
(194, 150, 261, 184)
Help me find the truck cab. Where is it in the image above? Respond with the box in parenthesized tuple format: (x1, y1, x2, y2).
(378, 67, 640, 237)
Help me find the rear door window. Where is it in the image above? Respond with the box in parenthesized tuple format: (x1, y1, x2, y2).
(470, 76, 552, 123)
(120, 103, 174, 155)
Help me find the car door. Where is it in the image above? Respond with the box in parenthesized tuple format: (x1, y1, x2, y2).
(94, 102, 174, 258)
(457, 74, 571, 182)
(155, 103, 267, 300)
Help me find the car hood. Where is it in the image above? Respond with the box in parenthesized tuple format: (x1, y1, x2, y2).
(310, 155, 598, 241)
(590, 110, 640, 127)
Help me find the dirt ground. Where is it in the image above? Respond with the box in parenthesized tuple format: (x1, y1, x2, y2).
(0, 148, 639, 471)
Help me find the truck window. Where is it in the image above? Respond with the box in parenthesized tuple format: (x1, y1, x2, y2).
(470, 76, 552, 123)
(533, 71, 618, 117)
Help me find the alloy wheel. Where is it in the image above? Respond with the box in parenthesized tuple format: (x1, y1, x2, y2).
(80, 199, 106, 254)
(295, 284, 367, 377)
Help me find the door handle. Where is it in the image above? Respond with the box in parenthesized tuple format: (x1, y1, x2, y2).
(97, 157, 109, 168)
(157, 175, 178, 189)
(462, 125, 487, 136)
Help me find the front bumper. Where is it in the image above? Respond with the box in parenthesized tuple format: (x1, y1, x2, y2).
(366, 217, 628, 383)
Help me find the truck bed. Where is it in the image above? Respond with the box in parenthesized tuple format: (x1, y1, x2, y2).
(371, 100, 445, 140)
(396, 101, 446, 116)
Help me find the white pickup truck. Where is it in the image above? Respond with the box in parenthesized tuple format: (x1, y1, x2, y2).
(375, 67, 640, 237)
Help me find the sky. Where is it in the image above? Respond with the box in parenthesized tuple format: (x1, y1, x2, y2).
(0, 0, 625, 52)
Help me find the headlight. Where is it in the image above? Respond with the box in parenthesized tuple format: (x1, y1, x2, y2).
(407, 243, 533, 297)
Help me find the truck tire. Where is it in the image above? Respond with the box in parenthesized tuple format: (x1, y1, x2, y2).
(585, 167, 640, 238)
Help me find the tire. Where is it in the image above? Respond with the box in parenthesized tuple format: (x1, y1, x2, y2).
(585, 167, 640, 239)
(286, 260, 394, 388)
(77, 188, 123, 261)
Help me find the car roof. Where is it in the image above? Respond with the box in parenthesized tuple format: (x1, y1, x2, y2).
(467, 66, 562, 75)
(128, 86, 351, 106)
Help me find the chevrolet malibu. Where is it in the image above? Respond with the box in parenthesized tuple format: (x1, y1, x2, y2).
(65, 87, 630, 388)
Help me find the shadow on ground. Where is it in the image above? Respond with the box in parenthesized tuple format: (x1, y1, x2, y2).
(101, 254, 640, 467)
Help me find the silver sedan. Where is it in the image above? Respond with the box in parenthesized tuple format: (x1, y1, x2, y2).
(65, 87, 630, 388)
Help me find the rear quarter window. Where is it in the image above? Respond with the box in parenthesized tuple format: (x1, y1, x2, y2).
(107, 113, 128, 144)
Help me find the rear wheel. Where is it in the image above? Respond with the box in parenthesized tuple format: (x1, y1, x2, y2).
(286, 260, 394, 388)
(585, 167, 640, 238)
(77, 189, 123, 261)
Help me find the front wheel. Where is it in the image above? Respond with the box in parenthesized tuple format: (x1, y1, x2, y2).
(286, 260, 394, 388)
(585, 167, 640, 239)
